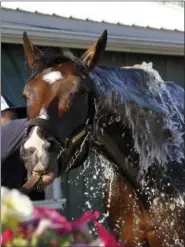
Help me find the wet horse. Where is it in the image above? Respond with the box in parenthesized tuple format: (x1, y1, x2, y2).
(20, 30, 185, 247)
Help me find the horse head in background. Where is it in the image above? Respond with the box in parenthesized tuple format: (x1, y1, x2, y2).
(20, 30, 185, 247)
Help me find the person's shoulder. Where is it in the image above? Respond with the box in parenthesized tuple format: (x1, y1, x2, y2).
(2, 118, 28, 131)
(10, 118, 28, 128)
(11, 118, 28, 124)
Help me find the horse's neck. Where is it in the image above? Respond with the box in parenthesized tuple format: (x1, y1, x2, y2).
(92, 116, 178, 199)
(93, 117, 139, 169)
(92, 119, 140, 187)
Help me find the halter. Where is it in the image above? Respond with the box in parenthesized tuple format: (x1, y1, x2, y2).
(20, 93, 94, 195)
(27, 92, 94, 153)
(25, 118, 91, 157)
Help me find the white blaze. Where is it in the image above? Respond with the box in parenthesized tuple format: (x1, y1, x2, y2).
(24, 127, 45, 156)
(38, 107, 48, 120)
(43, 71, 63, 84)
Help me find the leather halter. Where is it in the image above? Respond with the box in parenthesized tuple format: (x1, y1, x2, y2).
(25, 118, 91, 156)
(25, 92, 94, 157)
(20, 121, 92, 195)
(20, 94, 94, 195)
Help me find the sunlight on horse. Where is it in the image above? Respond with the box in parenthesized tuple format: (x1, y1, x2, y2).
(19, 30, 184, 247)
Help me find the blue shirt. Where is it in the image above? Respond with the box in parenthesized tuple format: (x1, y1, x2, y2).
(1, 118, 28, 163)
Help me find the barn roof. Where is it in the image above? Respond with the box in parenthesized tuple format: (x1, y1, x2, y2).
(1, 2, 184, 55)
(1, 2, 184, 31)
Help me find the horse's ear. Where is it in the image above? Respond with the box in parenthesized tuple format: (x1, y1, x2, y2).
(80, 30, 107, 69)
(23, 32, 43, 70)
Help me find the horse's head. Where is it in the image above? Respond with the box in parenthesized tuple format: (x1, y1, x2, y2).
(20, 30, 107, 182)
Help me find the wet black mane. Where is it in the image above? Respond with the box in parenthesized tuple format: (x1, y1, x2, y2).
(89, 65, 185, 194)
(90, 65, 184, 173)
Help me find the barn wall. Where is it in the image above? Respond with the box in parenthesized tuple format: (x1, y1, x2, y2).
(1, 43, 184, 220)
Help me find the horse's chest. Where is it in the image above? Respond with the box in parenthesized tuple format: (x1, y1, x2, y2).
(103, 171, 148, 246)
(103, 172, 185, 247)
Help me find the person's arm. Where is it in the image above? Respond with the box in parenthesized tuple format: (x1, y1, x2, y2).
(1, 118, 28, 163)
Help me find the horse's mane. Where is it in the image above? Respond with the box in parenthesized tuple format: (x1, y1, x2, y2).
(90, 62, 184, 174)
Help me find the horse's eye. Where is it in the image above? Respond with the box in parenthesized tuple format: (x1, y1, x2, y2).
(41, 127, 48, 133)
(77, 88, 87, 96)
(78, 91, 86, 96)
(39, 127, 48, 137)
(23, 94, 27, 100)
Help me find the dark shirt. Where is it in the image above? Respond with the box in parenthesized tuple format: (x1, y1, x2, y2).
(1, 118, 28, 189)
(1, 118, 28, 163)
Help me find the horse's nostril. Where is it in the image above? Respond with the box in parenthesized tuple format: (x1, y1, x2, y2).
(43, 141, 51, 150)
(23, 147, 36, 157)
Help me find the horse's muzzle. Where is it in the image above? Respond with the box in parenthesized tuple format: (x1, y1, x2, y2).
(20, 144, 59, 185)
(20, 145, 47, 172)
(32, 162, 46, 174)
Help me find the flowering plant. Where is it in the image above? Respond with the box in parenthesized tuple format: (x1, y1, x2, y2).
(1, 186, 124, 247)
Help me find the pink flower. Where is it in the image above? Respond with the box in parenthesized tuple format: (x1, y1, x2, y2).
(71, 210, 100, 237)
(1, 229, 14, 246)
(33, 207, 72, 233)
(72, 211, 100, 229)
(95, 222, 124, 247)
(17, 228, 29, 239)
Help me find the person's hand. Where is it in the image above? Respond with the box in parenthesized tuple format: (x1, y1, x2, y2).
(32, 163, 58, 185)
(38, 172, 55, 185)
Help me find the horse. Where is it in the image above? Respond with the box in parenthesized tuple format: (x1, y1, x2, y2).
(19, 30, 185, 247)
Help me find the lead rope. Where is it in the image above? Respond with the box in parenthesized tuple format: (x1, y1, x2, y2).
(19, 173, 44, 195)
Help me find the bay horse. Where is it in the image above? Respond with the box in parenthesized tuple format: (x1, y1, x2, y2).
(19, 30, 185, 247)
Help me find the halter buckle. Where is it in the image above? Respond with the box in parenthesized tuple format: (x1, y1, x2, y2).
(72, 129, 86, 144)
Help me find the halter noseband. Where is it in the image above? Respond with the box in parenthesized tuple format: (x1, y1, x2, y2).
(24, 93, 95, 160)
(26, 118, 91, 158)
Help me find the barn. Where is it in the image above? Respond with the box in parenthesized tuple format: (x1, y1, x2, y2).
(1, 2, 184, 220)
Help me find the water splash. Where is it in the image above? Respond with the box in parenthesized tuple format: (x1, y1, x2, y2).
(90, 62, 184, 175)
(67, 151, 115, 224)
(132, 61, 163, 84)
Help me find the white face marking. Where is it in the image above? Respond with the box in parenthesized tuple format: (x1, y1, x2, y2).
(43, 71, 63, 85)
(24, 127, 45, 156)
(38, 107, 48, 120)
